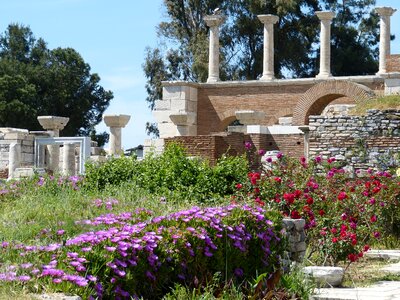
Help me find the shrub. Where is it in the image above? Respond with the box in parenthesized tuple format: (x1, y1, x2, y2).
(235, 148, 400, 266)
(84, 143, 248, 201)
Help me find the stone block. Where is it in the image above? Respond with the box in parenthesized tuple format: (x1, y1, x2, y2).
(189, 87, 198, 102)
(153, 110, 173, 123)
(385, 78, 400, 95)
(176, 125, 197, 136)
(22, 153, 34, 163)
(158, 123, 178, 138)
(303, 266, 344, 287)
(154, 100, 171, 110)
(170, 99, 189, 111)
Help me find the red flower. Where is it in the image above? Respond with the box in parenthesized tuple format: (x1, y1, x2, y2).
(348, 253, 358, 262)
(338, 191, 347, 201)
(351, 239, 357, 245)
(235, 183, 243, 189)
(318, 209, 325, 216)
(291, 210, 301, 219)
(255, 197, 265, 207)
(370, 215, 377, 223)
(283, 193, 295, 205)
(331, 228, 337, 234)
(274, 177, 282, 183)
(332, 237, 338, 243)
(306, 197, 314, 205)
(363, 245, 370, 252)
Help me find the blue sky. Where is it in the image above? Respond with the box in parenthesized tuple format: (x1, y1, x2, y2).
(0, 0, 399, 149)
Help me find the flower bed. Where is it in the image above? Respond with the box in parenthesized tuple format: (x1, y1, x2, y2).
(236, 146, 400, 266)
(0, 204, 285, 299)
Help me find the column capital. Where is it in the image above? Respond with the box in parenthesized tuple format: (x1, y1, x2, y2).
(204, 15, 225, 27)
(316, 11, 335, 21)
(103, 114, 130, 128)
(375, 7, 396, 17)
(257, 14, 279, 25)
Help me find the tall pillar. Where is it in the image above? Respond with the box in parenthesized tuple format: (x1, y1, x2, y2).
(258, 15, 279, 80)
(376, 7, 397, 75)
(204, 14, 225, 83)
(37, 116, 69, 173)
(103, 114, 131, 155)
(316, 11, 335, 79)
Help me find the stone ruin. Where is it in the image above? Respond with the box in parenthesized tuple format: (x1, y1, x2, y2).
(145, 6, 400, 173)
(0, 114, 131, 180)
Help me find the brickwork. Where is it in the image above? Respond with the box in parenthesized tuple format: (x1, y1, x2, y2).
(387, 55, 400, 72)
(196, 79, 383, 136)
(165, 131, 304, 165)
(309, 109, 400, 171)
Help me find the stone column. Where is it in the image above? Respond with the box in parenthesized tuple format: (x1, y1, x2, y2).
(376, 7, 397, 74)
(8, 143, 21, 180)
(204, 14, 225, 83)
(37, 116, 69, 173)
(258, 15, 279, 80)
(62, 143, 76, 175)
(103, 114, 131, 155)
(316, 11, 335, 79)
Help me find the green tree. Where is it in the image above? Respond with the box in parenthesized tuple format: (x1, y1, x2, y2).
(0, 24, 113, 145)
(143, 0, 382, 135)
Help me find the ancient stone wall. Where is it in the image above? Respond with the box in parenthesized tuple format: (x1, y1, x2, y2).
(0, 131, 34, 169)
(309, 109, 400, 171)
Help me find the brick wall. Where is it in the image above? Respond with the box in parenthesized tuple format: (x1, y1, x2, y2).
(166, 131, 305, 165)
(197, 80, 383, 135)
(387, 55, 400, 72)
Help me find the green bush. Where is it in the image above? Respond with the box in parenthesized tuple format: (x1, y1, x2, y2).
(84, 143, 248, 201)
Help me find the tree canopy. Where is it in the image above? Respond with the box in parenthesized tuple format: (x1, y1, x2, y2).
(0, 24, 113, 144)
(143, 0, 384, 135)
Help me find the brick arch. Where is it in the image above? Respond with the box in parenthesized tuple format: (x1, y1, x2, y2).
(220, 109, 238, 131)
(292, 80, 376, 125)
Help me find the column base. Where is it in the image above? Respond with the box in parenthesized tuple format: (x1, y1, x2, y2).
(259, 74, 275, 81)
(316, 73, 332, 79)
(207, 77, 220, 83)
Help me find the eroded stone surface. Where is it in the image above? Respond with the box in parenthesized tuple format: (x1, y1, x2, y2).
(303, 266, 344, 287)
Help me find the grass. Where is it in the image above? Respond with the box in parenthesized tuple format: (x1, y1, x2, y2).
(341, 257, 400, 287)
(349, 95, 400, 115)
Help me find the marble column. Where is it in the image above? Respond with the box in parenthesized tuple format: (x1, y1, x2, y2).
(258, 14, 279, 80)
(62, 143, 76, 175)
(103, 114, 131, 155)
(376, 7, 397, 74)
(8, 143, 21, 180)
(37, 116, 69, 173)
(204, 14, 225, 83)
(316, 11, 335, 79)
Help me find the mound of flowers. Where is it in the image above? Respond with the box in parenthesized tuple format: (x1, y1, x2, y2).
(0, 204, 285, 299)
(236, 145, 400, 266)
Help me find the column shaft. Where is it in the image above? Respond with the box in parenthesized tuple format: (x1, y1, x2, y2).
(316, 11, 335, 79)
(376, 7, 396, 74)
(109, 127, 122, 155)
(258, 15, 279, 80)
(204, 15, 225, 83)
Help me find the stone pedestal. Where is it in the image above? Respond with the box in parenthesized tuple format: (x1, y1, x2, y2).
(37, 116, 69, 173)
(376, 7, 397, 75)
(315, 11, 335, 79)
(62, 143, 76, 175)
(258, 15, 279, 80)
(103, 114, 130, 155)
(204, 14, 225, 83)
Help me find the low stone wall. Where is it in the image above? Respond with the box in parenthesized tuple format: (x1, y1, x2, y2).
(0, 131, 35, 169)
(309, 109, 400, 171)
